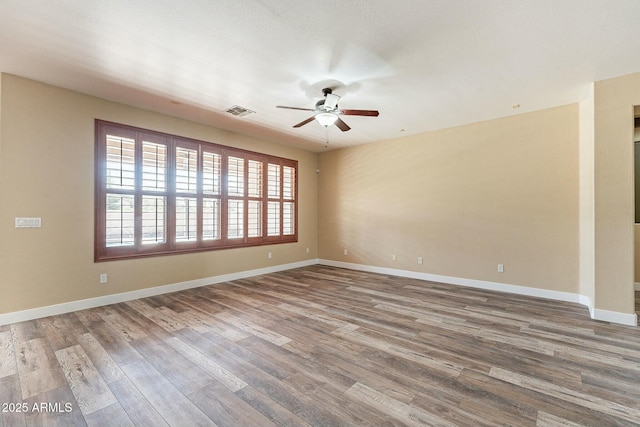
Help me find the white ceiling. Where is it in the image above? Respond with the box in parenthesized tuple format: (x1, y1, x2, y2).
(1, 0, 640, 152)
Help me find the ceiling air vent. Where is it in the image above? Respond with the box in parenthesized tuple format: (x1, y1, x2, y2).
(225, 105, 255, 117)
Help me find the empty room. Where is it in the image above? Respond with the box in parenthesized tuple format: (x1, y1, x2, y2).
(2, 1, 640, 426)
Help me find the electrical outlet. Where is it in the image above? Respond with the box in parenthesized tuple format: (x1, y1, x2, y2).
(100, 273, 108, 284)
(306, 247, 310, 254)
(392, 254, 397, 261)
(344, 249, 348, 256)
(418, 256, 423, 265)
(497, 264, 504, 273)
(268, 252, 272, 259)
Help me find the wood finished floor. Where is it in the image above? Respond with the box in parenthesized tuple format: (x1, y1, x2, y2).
(1, 265, 640, 427)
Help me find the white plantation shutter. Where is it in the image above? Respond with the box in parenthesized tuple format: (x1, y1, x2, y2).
(202, 198, 221, 240)
(267, 201, 280, 236)
(106, 136, 135, 190)
(176, 147, 198, 193)
(176, 197, 197, 242)
(227, 156, 245, 239)
(203, 151, 221, 195)
(248, 160, 263, 238)
(142, 141, 166, 191)
(266, 162, 297, 238)
(267, 163, 280, 198)
(105, 135, 136, 247)
(283, 202, 295, 235)
(282, 166, 296, 235)
(227, 156, 244, 197)
(283, 166, 294, 200)
(141, 195, 166, 244)
(105, 194, 135, 247)
(227, 199, 244, 239)
(203, 151, 222, 241)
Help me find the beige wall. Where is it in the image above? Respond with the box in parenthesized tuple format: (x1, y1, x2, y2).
(579, 87, 595, 303)
(635, 126, 640, 285)
(593, 73, 640, 313)
(319, 105, 580, 293)
(0, 74, 318, 314)
(635, 225, 640, 284)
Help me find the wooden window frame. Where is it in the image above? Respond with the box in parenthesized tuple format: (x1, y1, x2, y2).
(95, 120, 298, 262)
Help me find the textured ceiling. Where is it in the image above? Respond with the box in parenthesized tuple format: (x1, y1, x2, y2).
(1, 0, 640, 152)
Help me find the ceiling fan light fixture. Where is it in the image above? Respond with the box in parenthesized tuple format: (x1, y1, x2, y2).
(316, 112, 338, 127)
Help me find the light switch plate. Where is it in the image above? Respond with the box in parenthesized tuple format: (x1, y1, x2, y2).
(15, 217, 41, 228)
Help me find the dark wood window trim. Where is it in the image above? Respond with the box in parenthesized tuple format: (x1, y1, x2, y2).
(95, 120, 298, 262)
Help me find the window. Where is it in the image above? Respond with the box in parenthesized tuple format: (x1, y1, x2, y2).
(95, 120, 297, 261)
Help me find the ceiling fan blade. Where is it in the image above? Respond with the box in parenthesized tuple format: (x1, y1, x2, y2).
(293, 116, 316, 128)
(277, 106, 316, 112)
(341, 109, 379, 117)
(335, 117, 351, 132)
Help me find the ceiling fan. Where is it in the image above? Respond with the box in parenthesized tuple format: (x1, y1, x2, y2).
(276, 88, 379, 132)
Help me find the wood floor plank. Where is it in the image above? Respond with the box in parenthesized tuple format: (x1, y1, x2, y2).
(240, 366, 346, 426)
(0, 375, 26, 427)
(54, 345, 117, 415)
(123, 300, 187, 332)
(234, 385, 312, 427)
(188, 381, 277, 427)
(119, 359, 215, 426)
(241, 335, 356, 394)
(283, 371, 393, 426)
(217, 334, 298, 381)
(129, 336, 215, 396)
(172, 328, 256, 378)
(458, 368, 629, 426)
(22, 385, 85, 427)
(75, 333, 126, 385)
(580, 370, 640, 400)
(164, 336, 247, 392)
(309, 345, 418, 404)
(536, 411, 588, 427)
(213, 310, 291, 346)
(107, 377, 169, 427)
(10, 320, 45, 344)
(39, 316, 80, 351)
(344, 381, 456, 427)
(490, 366, 640, 424)
(75, 314, 142, 366)
(97, 307, 148, 341)
(331, 325, 464, 378)
(83, 402, 134, 427)
(0, 331, 16, 379)
(108, 302, 174, 341)
(455, 396, 537, 427)
(13, 337, 67, 400)
(194, 316, 251, 342)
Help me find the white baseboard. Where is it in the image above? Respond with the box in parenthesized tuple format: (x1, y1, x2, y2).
(0, 259, 318, 326)
(319, 259, 582, 303)
(593, 308, 638, 326)
(2, 258, 636, 327)
(319, 259, 638, 327)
